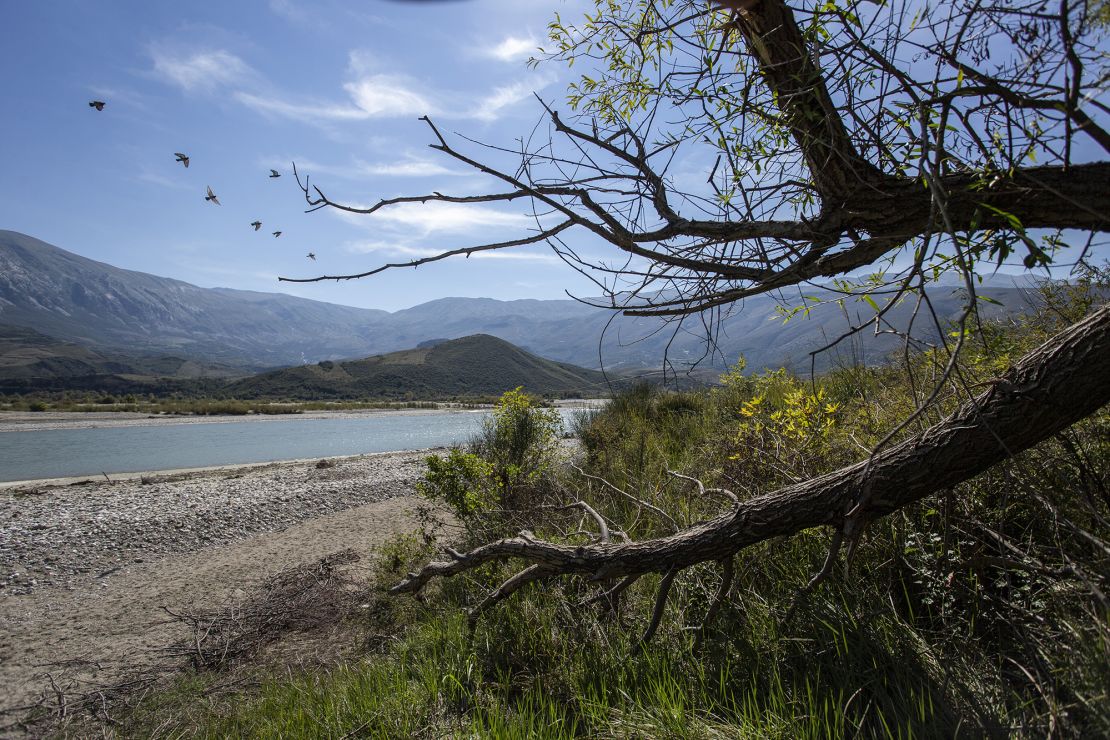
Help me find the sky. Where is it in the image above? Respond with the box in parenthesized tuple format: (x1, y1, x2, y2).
(1, 2, 1103, 315)
(0, 0, 598, 311)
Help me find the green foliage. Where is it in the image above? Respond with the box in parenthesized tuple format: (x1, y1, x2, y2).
(420, 387, 563, 525)
(725, 369, 851, 490)
(120, 279, 1109, 738)
(419, 449, 498, 521)
(579, 381, 717, 488)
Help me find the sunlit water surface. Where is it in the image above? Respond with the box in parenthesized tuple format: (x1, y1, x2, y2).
(0, 410, 581, 482)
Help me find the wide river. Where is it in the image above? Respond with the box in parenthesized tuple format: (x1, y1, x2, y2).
(0, 409, 582, 483)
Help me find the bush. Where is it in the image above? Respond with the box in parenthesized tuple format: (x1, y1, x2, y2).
(419, 387, 562, 529)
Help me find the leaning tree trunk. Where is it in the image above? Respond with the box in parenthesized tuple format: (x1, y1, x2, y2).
(393, 304, 1110, 630)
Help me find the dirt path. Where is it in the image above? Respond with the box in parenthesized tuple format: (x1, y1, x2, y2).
(0, 495, 427, 716)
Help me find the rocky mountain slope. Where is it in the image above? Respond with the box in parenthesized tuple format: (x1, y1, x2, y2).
(1, 230, 1037, 375)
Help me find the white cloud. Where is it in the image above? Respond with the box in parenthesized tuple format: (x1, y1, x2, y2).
(346, 240, 436, 257)
(367, 158, 461, 177)
(150, 42, 541, 127)
(261, 154, 465, 179)
(345, 239, 559, 263)
(343, 75, 436, 117)
(472, 250, 560, 263)
(482, 35, 540, 63)
(234, 74, 435, 123)
(352, 201, 531, 236)
(234, 92, 369, 121)
(150, 48, 254, 92)
(468, 79, 542, 122)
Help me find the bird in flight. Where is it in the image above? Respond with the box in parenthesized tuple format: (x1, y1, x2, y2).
(269, 169, 281, 178)
(272, 231, 282, 238)
(205, 186, 220, 205)
(306, 252, 316, 261)
(174, 153, 190, 168)
(250, 221, 262, 231)
(88, 100, 105, 111)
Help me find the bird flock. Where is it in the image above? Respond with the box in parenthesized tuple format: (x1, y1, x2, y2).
(90, 100, 318, 262)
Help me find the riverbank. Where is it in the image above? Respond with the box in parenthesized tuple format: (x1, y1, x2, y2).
(0, 399, 602, 434)
(0, 450, 436, 719)
(0, 450, 432, 595)
(0, 407, 473, 434)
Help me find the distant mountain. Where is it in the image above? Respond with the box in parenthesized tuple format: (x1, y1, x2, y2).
(0, 230, 1040, 376)
(225, 334, 611, 400)
(0, 230, 389, 368)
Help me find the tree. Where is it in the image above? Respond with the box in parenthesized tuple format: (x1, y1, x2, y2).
(285, 0, 1110, 638)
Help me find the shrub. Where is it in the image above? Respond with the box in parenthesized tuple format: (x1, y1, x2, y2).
(419, 387, 563, 529)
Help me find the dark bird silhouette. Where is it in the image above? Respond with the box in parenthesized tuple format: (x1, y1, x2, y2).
(306, 252, 316, 261)
(272, 231, 282, 238)
(174, 152, 190, 168)
(250, 221, 262, 231)
(88, 100, 105, 111)
(269, 169, 281, 178)
(205, 186, 220, 205)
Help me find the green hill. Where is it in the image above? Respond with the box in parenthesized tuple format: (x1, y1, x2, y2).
(0, 324, 244, 381)
(225, 334, 612, 400)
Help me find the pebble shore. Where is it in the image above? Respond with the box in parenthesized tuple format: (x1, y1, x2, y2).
(0, 450, 433, 595)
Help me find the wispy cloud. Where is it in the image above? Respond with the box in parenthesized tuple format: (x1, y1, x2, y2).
(343, 201, 531, 237)
(88, 85, 149, 111)
(367, 158, 461, 177)
(268, 0, 312, 25)
(481, 35, 540, 63)
(149, 41, 543, 126)
(261, 154, 466, 179)
(343, 75, 437, 117)
(233, 92, 368, 121)
(346, 239, 559, 263)
(149, 47, 254, 92)
(468, 78, 546, 122)
(135, 171, 192, 191)
(234, 73, 435, 123)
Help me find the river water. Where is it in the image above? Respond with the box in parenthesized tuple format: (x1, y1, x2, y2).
(0, 409, 583, 483)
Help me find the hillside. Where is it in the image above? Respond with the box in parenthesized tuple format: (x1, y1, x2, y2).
(1, 231, 1039, 374)
(225, 334, 612, 400)
(0, 324, 243, 381)
(0, 230, 389, 368)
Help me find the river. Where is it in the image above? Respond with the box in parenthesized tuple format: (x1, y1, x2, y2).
(0, 409, 585, 483)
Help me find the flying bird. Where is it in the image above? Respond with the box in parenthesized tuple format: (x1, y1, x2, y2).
(306, 252, 316, 261)
(205, 186, 220, 205)
(88, 100, 105, 111)
(272, 231, 282, 238)
(269, 169, 281, 178)
(174, 152, 190, 168)
(250, 221, 262, 231)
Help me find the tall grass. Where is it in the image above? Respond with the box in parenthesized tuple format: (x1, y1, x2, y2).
(120, 278, 1109, 737)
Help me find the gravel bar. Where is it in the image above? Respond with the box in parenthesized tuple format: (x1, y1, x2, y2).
(0, 450, 434, 595)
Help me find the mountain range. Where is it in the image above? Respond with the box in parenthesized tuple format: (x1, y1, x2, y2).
(0, 230, 1039, 378)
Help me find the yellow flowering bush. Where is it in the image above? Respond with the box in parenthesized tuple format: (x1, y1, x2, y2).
(725, 369, 845, 491)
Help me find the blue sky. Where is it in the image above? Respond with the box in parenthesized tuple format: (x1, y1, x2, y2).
(0, 0, 598, 311)
(1, 2, 1102, 314)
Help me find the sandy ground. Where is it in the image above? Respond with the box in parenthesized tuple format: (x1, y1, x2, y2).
(0, 458, 434, 719)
